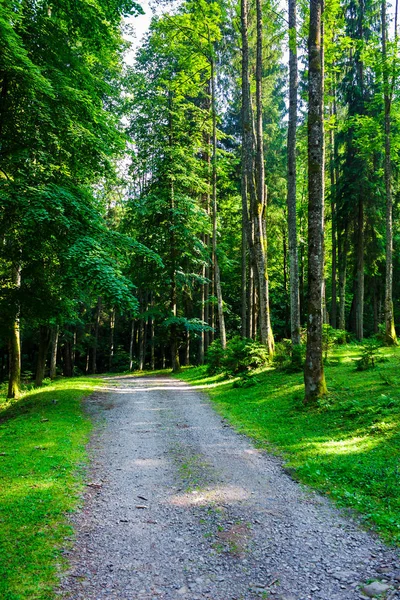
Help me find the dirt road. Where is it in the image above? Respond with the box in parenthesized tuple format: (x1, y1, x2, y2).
(60, 376, 399, 600)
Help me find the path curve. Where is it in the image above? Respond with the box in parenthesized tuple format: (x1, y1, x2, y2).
(60, 376, 399, 600)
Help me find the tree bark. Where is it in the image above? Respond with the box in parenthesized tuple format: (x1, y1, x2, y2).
(338, 222, 348, 330)
(382, 0, 398, 345)
(7, 263, 21, 399)
(211, 58, 226, 349)
(330, 98, 338, 328)
(49, 325, 59, 380)
(355, 197, 364, 341)
(304, 0, 327, 402)
(254, 0, 274, 355)
(287, 0, 301, 345)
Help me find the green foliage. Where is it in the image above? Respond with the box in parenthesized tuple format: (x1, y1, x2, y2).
(222, 337, 269, 376)
(356, 341, 381, 371)
(274, 339, 305, 373)
(206, 340, 225, 375)
(206, 336, 268, 376)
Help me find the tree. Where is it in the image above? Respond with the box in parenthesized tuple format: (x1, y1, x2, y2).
(304, 0, 327, 402)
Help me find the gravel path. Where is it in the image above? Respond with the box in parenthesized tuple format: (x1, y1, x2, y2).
(60, 376, 399, 600)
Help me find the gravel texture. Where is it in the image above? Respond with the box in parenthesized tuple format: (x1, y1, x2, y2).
(59, 375, 400, 600)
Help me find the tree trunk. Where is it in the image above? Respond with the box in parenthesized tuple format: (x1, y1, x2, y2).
(338, 223, 348, 330)
(7, 263, 21, 399)
(382, 0, 398, 345)
(241, 179, 248, 338)
(355, 198, 364, 341)
(287, 0, 301, 346)
(151, 314, 155, 370)
(200, 260, 206, 364)
(254, 0, 274, 355)
(304, 0, 327, 402)
(49, 326, 59, 380)
(35, 326, 51, 387)
(211, 58, 226, 349)
(330, 99, 338, 328)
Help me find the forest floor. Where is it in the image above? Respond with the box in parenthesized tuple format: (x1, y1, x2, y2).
(59, 371, 400, 600)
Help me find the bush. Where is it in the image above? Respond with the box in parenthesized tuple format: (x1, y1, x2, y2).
(355, 341, 380, 371)
(274, 339, 305, 373)
(222, 336, 268, 376)
(206, 337, 269, 376)
(206, 340, 225, 375)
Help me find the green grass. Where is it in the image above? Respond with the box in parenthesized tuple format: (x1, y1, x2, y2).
(174, 344, 400, 545)
(0, 376, 101, 600)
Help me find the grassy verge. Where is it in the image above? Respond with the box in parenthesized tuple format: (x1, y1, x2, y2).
(0, 376, 100, 600)
(174, 345, 400, 545)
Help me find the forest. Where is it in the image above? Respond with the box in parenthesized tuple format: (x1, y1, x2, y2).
(1, 0, 400, 402)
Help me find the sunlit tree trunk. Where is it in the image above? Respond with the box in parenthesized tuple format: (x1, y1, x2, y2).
(287, 0, 301, 345)
(211, 58, 226, 349)
(304, 0, 327, 402)
(254, 0, 274, 355)
(382, 0, 398, 345)
(49, 325, 59, 380)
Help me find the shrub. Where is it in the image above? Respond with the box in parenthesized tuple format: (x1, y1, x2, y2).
(355, 341, 380, 371)
(274, 339, 305, 373)
(206, 340, 225, 375)
(222, 336, 269, 376)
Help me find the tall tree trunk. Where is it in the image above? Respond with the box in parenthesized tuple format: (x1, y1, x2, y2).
(254, 0, 274, 355)
(382, 0, 398, 345)
(35, 326, 51, 387)
(330, 98, 338, 328)
(338, 223, 348, 330)
(287, 0, 301, 346)
(7, 263, 21, 399)
(355, 198, 364, 341)
(211, 58, 226, 349)
(247, 264, 254, 339)
(304, 0, 327, 402)
(241, 182, 248, 338)
(168, 91, 181, 374)
(200, 259, 206, 364)
(49, 325, 59, 380)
